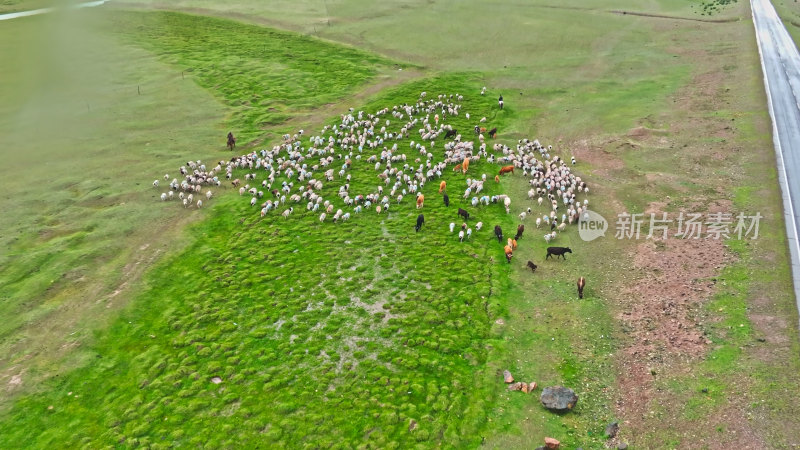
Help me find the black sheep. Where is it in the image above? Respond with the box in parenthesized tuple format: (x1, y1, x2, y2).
(415, 214, 425, 232)
(546, 246, 572, 260)
(494, 225, 503, 243)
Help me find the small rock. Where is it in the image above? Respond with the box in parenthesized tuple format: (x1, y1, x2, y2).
(544, 437, 560, 449)
(507, 382, 524, 391)
(408, 419, 418, 431)
(535, 447, 545, 450)
(528, 382, 537, 392)
(503, 370, 514, 383)
(521, 383, 529, 393)
(701, 388, 708, 393)
(211, 376, 222, 384)
(617, 443, 628, 450)
(540, 386, 578, 413)
(605, 421, 619, 439)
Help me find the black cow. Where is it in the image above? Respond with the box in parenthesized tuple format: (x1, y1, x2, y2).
(546, 246, 572, 260)
(488, 127, 497, 138)
(444, 128, 457, 139)
(457, 208, 470, 221)
(415, 214, 425, 232)
(443, 193, 450, 207)
(514, 224, 524, 240)
(494, 225, 503, 243)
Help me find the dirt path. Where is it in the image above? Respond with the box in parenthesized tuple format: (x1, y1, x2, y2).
(608, 10, 739, 23)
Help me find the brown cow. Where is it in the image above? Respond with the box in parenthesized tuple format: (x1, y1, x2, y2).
(416, 194, 425, 209)
(577, 277, 586, 299)
(504, 245, 513, 263)
(462, 158, 470, 174)
(498, 165, 515, 176)
(439, 180, 446, 193)
(453, 163, 463, 172)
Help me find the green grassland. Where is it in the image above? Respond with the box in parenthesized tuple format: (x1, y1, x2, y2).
(0, 74, 606, 448)
(2, 0, 800, 448)
(104, 10, 401, 144)
(0, 9, 391, 414)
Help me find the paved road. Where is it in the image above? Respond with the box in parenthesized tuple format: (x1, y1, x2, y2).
(0, 0, 106, 21)
(751, 0, 800, 321)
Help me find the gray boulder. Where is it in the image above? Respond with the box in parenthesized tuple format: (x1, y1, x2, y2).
(540, 386, 578, 412)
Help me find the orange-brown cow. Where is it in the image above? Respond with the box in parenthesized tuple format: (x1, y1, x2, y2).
(498, 165, 515, 176)
(504, 245, 513, 263)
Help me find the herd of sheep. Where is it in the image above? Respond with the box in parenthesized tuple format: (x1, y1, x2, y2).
(152, 91, 590, 261)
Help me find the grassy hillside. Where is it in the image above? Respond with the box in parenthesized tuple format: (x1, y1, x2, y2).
(0, 9, 394, 414)
(3, 0, 800, 448)
(105, 10, 402, 144)
(0, 75, 611, 448)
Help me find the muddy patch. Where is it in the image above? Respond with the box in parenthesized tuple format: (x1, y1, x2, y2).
(615, 213, 733, 429)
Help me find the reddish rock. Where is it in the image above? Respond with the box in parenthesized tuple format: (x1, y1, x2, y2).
(507, 382, 524, 391)
(545, 437, 560, 449)
(529, 382, 537, 392)
(503, 370, 514, 383)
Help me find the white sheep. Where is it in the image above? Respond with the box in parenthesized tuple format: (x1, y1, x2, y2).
(153, 180, 159, 188)
(160, 193, 167, 201)
(250, 197, 257, 207)
(206, 190, 213, 199)
(459, 230, 465, 242)
(536, 217, 542, 229)
(519, 211, 526, 221)
(197, 200, 203, 209)
(320, 212, 326, 222)
(544, 233, 552, 243)
(475, 222, 483, 231)
(282, 207, 293, 218)
(449, 222, 455, 233)
(466, 228, 472, 240)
